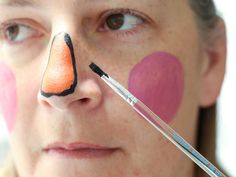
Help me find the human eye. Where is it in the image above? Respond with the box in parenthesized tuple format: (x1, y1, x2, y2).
(98, 9, 146, 33)
(0, 19, 44, 45)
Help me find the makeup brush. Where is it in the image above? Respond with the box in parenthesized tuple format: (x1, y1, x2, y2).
(89, 62, 226, 177)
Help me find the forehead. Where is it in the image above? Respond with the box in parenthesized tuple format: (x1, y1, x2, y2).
(0, 0, 165, 7)
(0, 0, 190, 16)
(0, 0, 167, 17)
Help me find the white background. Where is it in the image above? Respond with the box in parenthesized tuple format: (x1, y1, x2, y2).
(215, 0, 236, 177)
(0, 0, 236, 176)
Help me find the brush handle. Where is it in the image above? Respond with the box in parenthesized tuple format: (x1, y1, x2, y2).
(100, 75, 226, 177)
(133, 100, 226, 177)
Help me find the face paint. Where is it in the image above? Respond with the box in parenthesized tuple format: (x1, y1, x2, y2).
(41, 32, 77, 97)
(0, 63, 17, 132)
(128, 52, 184, 123)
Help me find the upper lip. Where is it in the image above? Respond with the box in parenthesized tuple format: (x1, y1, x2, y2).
(44, 142, 117, 151)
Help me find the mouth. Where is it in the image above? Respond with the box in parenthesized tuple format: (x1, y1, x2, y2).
(43, 142, 119, 159)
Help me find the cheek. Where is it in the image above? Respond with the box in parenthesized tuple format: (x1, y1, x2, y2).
(0, 63, 17, 132)
(128, 52, 184, 123)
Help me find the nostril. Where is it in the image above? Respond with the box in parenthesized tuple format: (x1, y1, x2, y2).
(41, 100, 51, 107)
(80, 98, 90, 104)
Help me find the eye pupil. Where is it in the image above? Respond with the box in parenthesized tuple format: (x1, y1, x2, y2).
(106, 14, 124, 30)
(6, 25, 19, 41)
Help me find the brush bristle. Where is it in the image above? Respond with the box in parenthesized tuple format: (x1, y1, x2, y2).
(89, 63, 108, 77)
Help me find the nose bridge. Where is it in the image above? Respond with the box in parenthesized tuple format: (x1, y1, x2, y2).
(41, 32, 77, 98)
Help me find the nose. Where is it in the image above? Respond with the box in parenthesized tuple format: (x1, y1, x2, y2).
(41, 32, 77, 97)
(38, 32, 102, 111)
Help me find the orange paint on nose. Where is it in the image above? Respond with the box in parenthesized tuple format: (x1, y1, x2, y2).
(41, 33, 77, 97)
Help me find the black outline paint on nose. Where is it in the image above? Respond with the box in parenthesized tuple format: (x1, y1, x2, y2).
(40, 32, 78, 98)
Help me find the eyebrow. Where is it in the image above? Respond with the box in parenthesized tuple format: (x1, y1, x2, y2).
(0, 0, 38, 6)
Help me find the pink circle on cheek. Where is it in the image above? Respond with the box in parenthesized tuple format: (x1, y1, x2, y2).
(128, 52, 184, 124)
(0, 63, 17, 132)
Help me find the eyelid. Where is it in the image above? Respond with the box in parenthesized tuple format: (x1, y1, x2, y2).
(97, 8, 153, 31)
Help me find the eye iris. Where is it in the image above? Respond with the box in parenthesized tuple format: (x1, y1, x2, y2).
(6, 25, 19, 41)
(106, 14, 124, 30)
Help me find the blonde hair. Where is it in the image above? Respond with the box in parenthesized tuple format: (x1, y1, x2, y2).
(195, 104, 227, 177)
(195, 105, 217, 177)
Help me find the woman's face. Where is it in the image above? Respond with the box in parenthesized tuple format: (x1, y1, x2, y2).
(0, 0, 225, 177)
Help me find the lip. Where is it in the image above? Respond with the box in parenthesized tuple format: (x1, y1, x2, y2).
(43, 142, 119, 159)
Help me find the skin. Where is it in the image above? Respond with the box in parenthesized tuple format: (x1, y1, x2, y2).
(0, 0, 226, 177)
